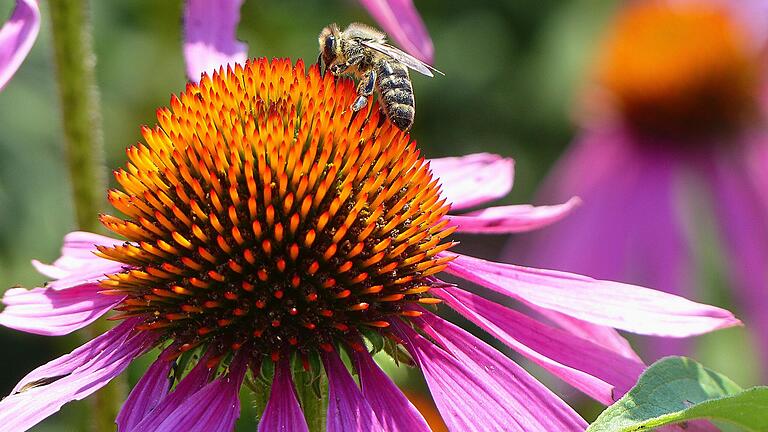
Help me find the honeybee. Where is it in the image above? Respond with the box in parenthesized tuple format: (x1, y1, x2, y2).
(318, 22, 442, 131)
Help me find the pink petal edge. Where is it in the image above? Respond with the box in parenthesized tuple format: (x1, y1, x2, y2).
(434, 286, 645, 403)
(116, 346, 175, 432)
(445, 197, 581, 234)
(323, 350, 385, 432)
(31, 231, 126, 290)
(0, 283, 122, 336)
(258, 360, 309, 432)
(351, 349, 431, 431)
(0, 0, 39, 91)
(394, 317, 587, 431)
(442, 252, 741, 337)
(429, 153, 514, 211)
(358, 0, 434, 63)
(0, 319, 155, 432)
(183, 0, 248, 81)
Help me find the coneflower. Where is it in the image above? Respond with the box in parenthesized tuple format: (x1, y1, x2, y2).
(0, 58, 738, 431)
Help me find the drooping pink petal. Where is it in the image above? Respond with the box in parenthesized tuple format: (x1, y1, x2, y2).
(514, 129, 696, 358)
(351, 349, 431, 432)
(322, 350, 385, 432)
(429, 153, 514, 211)
(394, 318, 587, 432)
(32, 231, 126, 290)
(0, 0, 39, 91)
(0, 283, 122, 336)
(184, 0, 248, 81)
(128, 352, 218, 432)
(358, 0, 434, 63)
(533, 309, 642, 362)
(434, 286, 645, 403)
(116, 347, 175, 432)
(445, 197, 581, 234)
(442, 252, 740, 337)
(145, 354, 247, 432)
(258, 360, 308, 432)
(704, 149, 768, 381)
(0, 319, 155, 432)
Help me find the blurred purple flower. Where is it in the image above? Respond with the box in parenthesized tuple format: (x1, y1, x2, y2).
(515, 0, 768, 374)
(183, 0, 433, 81)
(0, 0, 39, 91)
(0, 59, 738, 429)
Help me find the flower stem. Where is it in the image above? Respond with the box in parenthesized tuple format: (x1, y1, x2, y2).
(48, 0, 105, 232)
(48, 1, 119, 431)
(294, 365, 328, 432)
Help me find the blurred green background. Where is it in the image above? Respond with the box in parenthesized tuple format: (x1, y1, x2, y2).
(0, 0, 757, 430)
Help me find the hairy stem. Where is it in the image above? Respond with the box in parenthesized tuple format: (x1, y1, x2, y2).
(48, 1, 118, 431)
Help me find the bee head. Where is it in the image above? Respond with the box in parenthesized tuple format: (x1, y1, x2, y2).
(318, 23, 341, 70)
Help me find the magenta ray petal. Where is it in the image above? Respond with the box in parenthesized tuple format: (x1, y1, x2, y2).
(429, 153, 514, 211)
(358, 0, 434, 63)
(534, 309, 642, 362)
(183, 0, 248, 82)
(32, 231, 126, 290)
(322, 350, 385, 432)
(394, 317, 587, 431)
(434, 286, 645, 403)
(116, 347, 175, 432)
(258, 360, 308, 432)
(129, 351, 218, 432)
(442, 252, 741, 337)
(351, 349, 431, 431)
(0, 283, 123, 336)
(146, 354, 248, 432)
(0, 320, 155, 432)
(704, 151, 768, 379)
(444, 197, 581, 234)
(0, 0, 39, 91)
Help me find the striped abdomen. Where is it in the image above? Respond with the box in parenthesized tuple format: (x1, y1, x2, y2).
(375, 57, 415, 130)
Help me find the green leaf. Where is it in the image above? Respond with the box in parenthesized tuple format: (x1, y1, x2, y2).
(588, 356, 768, 432)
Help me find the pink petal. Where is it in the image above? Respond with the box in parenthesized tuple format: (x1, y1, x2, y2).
(184, 0, 248, 81)
(429, 153, 514, 211)
(358, 0, 434, 63)
(0, 0, 39, 91)
(129, 352, 218, 432)
(351, 349, 431, 431)
(442, 252, 741, 337)
(0, 283, 122, 336)
(32, 231, 126, 290)
(533, 309, 642, 362)
(514, 129, 697, 358)
(394, 317, 587, 431)
(147, 354, 248, 432)
(445, 197, 581, 234)
(258, 360, 308, 432)
(323, 350, 385, 432)
(434, 286, 645, 403)
(116, 347, 175, 432)
(0, 320, 155, 432)
(704, 149, 768, 381)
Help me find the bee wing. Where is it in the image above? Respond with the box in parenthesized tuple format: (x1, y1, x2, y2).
(360, 41, 444, 77)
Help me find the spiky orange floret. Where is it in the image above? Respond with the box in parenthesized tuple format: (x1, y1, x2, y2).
(97, 58, 454, 359)
(597, 1, 759, 138)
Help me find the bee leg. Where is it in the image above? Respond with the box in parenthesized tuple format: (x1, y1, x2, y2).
(330, 53, 365, 75)
(351, 69, 376, 112)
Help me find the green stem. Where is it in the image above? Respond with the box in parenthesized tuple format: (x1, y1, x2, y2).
(48, 1, 118, 431)
(48, 0, 105, 231)
(294, 365, 328, 432)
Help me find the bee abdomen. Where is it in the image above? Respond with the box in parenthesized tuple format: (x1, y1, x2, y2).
(376, 59, 415, 130)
